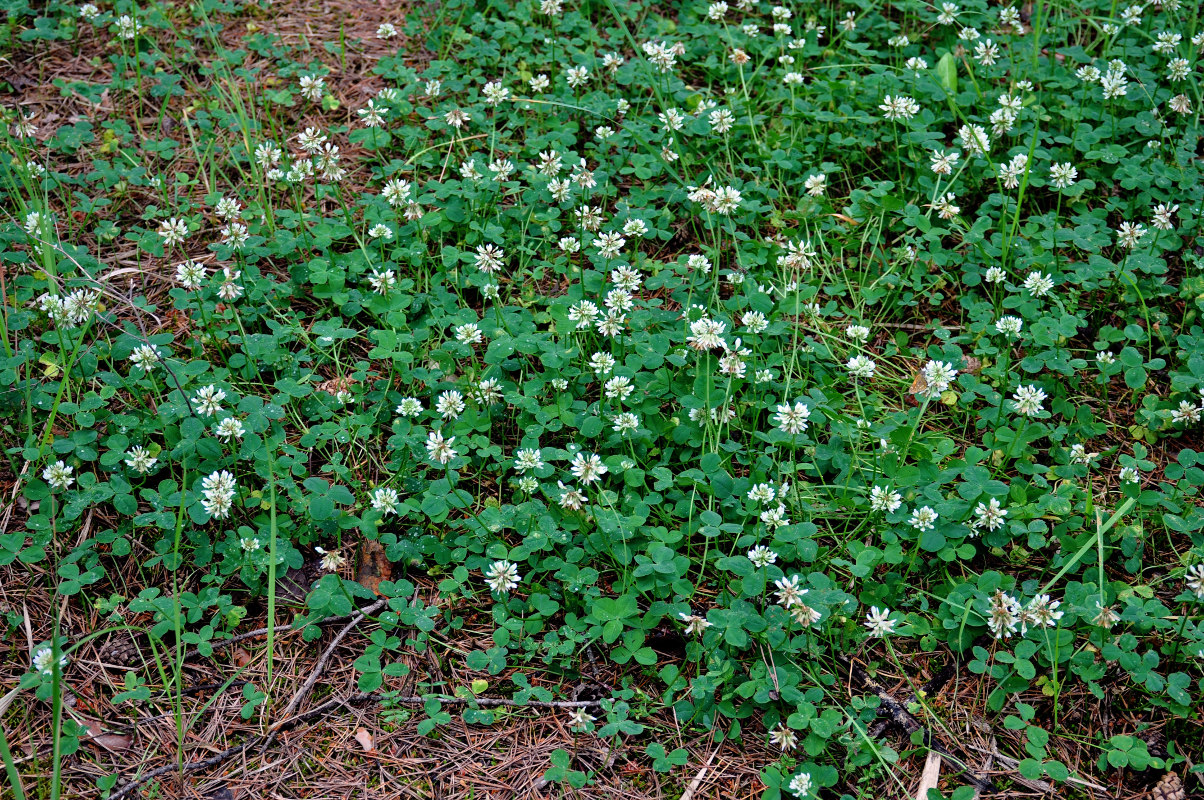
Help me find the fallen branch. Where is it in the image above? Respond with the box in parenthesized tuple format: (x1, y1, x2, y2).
(838, 655, 922, 735)
(868, 660, 959, 738)
(261, 598, 387, 751)
(915, 750, 941, 800)
(181, 599, 387, 661)
(107, 741, 256, 800)
(962, 741, 1112, 796)
(837, 655, 996, 794)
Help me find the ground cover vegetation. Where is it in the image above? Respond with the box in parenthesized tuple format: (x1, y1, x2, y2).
(1, 0, 1204, 795)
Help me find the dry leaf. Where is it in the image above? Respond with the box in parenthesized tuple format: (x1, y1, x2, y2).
(354, 727, 375, 752)
(85, 721, 131, 752)
(91, 733, 132, 753)
(357, 540, 391, 596)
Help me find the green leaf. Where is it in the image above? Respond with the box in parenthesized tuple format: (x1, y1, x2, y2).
(936, 52, 958, 95)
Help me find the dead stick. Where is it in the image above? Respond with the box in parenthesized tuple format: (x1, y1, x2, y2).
(383, 694, 606, 709)
(837, 655, 996, 793)
(868, 661, 959, 738)
(962, 742, 1112, 795)
(181, 600, 387, 661)
(867, 636, 991, 738)
(260, 598, 387, 751)
(108, 741, 256, 800)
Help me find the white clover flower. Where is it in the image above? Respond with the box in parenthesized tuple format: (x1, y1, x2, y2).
(1049, 162, 1078, 189)
(395, 397, 423, 417)
(970, 498, 1008, 534)
(569, 452, 608, 484)
(220, 223, 250, 250)
(1070, 443, 1099, 465)
(42, 460, 74, 490)
(1023, 271, 1055, 297)
(1152, 203, 1178, 231)
(958, 124, 990, 156)
(748, 483, 777, 503)
(176, 260, 207, 289)
(1092, 601, 1120, 629)
(604, 375, 634, 401)
(482, 80, 510, 105)
(129, 344, 161, 372)
(195, 385, 226, 417)
(920, 360, 958, 397)
(747, 546, 778, 568)
(930, 150, 960, 175)
(200, 470, 237, 519)
(774, 401, 811, 435)
(909, 505, 939, 531)
(847, 355, 876, 380)
(1171, 400, 1201, 425)
(879, 95, 920, 120)
(565, 66, 590, 88)
(1011, 384, 1047, 416)
(485, 560, 521, 595)
(436, 391, 466, 420)
(315, 546, 347, 572)
(869, 485, 903, 513)
(125, 446, 158, 474)
(589, 352, 617, 375)
(611, 412, 639, 434)
(32, 646, 68, 676)
(1185, 564, 1204, 599)
(454, 323, 483, 345)
(298, 74, 326, 101)
(474, 244, 505, 273)
(742, 311, 769, 333)
(568, 707, 595, 730)
(774, 574, 806, 608)
(1116, 221, 1147, 249)
(369, 269, 397, 295)
(787, 771, 813, 797)
(995, 316, 1023, 338)
(514, 449, 545, 473)
(679, 611, 712, 636)
(1021, 594, 1064, 632)
(987, 591, 1022, 639)
(708, 186, 742, 215)
(761, 504, 789, 529)
(769, 724, 798, 752)
(114, 14, 141, 38)
(864, 606, 897, 637)
(425, 430, 458, 464)
(214, 417, 245, 441)
(371, 487, 400, 515)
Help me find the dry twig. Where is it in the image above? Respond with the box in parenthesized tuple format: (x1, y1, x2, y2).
(837, 655, 996, 794)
